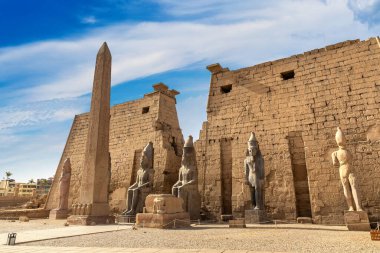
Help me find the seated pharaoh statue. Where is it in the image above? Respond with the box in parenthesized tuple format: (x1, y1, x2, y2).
(172, 135, 201, 220)
(123, 142, 154, 215)
(244, 132, 265, 210)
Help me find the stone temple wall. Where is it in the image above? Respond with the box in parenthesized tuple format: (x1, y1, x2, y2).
(45, 84, 184, 212)
(196, 38, 380, 224)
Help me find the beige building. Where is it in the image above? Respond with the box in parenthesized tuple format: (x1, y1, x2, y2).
(0, 179, 16, 196)
(18, 182, 37, 197)
(45, 83, 184, 212)
(46, 38, 380, 225)
(196, 38, 380, 224)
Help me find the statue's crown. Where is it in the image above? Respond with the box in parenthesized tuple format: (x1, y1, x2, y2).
(248, 132, 257, 144)
(63, 158, 71, 172)
(184, 135, 194, 148)
(143, 142, 154, 157)
(335, 127, 346, 147)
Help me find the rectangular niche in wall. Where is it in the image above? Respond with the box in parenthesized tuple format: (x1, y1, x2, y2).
(220, 138, 232, 215)
(281, 70, 295, 80)
(288, 131, 312, 218)
(220, 84, 232, 94)
(142, 106, 150, 114)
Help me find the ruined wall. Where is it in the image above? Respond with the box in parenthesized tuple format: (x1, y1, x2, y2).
(196, 38, 380, 224)
(0, 196, 30, 208)
(46, 85, 184, 212)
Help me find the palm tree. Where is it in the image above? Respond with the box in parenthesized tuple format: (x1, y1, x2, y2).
(28, 179, 35, 184)
(5, 171, 12, 180)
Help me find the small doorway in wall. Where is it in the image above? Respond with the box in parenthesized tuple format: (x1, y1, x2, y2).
(220, 138, 232, 215)
(288, 131, 312, 218)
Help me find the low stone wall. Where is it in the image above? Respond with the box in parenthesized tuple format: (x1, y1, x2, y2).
(0, 208, 49, 219)
(0, 196, 30, 208)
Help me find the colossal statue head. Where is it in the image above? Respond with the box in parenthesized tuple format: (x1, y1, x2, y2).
(182, 135, 196, 168)
(62, 158, 71, 174)
(140, 142, 154, 169)
(247, 132, 258, 156)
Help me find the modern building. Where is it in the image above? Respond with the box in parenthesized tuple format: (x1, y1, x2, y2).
(0, 179, 16, 196)
(18, 182, 37, 197)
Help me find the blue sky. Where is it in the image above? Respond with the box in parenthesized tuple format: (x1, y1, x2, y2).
(0, 0, 379, 182)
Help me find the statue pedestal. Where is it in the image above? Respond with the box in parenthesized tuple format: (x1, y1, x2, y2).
(49, 209, 68, 220)
(116, 215, 136, 224)
(67, 203, 115, 225)
(245, 209, 268, 224)
(67, 215, 115, 225)
(344, 211, 370, 231)
(135, 194, 190, 229)
(229, 218, 246, 228)
(136, 212, 190, 228)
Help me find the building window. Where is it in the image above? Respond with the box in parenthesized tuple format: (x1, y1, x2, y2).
(281, 70, 295, 80)
(220, 84, 232, 94)
(142, 106, 150, 114)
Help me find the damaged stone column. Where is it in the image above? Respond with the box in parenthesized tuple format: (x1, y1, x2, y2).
(67, 42, 114, 225)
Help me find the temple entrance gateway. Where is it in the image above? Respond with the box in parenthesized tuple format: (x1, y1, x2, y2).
(288, 131, 312, 218)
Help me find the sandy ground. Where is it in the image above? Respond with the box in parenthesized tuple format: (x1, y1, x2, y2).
(22, 223, 380, 253)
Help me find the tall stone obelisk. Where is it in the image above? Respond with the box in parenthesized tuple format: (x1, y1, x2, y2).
(68, 42, 114, 225)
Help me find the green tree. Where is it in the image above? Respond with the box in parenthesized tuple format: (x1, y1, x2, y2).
(28, 179, 35, 184)
(5, 171, 12, 180)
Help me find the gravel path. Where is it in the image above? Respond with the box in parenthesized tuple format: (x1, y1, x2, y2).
(25, 224, 380, 252)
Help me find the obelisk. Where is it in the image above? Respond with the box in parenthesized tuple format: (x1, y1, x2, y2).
(68, 42, 114, 225)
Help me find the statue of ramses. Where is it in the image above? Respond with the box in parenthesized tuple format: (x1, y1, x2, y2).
(57, 158, 72, 210)
(332, 127, 363, 211)
(49, 158, 72, 219)
(172, 135, 201, 219)
(244, 132, 265, 210)
(123, 142, 154, 215)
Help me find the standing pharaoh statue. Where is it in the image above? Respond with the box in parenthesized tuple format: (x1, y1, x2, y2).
(123, 142, 154, 215)
(58, 158, 72, 210)
(244, 132, 265, 210)
(172, 135, 201, 219)
(332, 127, 363, 211)
(49, 158, 71, 219)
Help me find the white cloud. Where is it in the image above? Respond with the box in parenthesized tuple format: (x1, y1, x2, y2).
(0, 126, 66, 182)
(0, 97, 89, 130)
(1, 0, 378, 104)
(348, 0, 380, 24)
(350, 0, 378, 10)
(81, 16, 97, 24)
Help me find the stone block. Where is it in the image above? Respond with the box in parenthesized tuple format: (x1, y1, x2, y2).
(136, 212, 190, 228)
(67, 215, 115, 225)
(344, 211, 370, 231)
(144, 194, 184, 214)
(221, 214, 234, 222)
(229, 218, 246, 228)
(297, 217, 312, 224)
(19, 216, 29, 222)
(116, 215, 135, 224)
(49, 209, 68, 220)
(245, 209, 269, 224)
(0, 208, 49, 219)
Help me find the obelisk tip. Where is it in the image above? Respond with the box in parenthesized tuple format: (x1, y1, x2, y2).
(97, 42, 111, 56)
